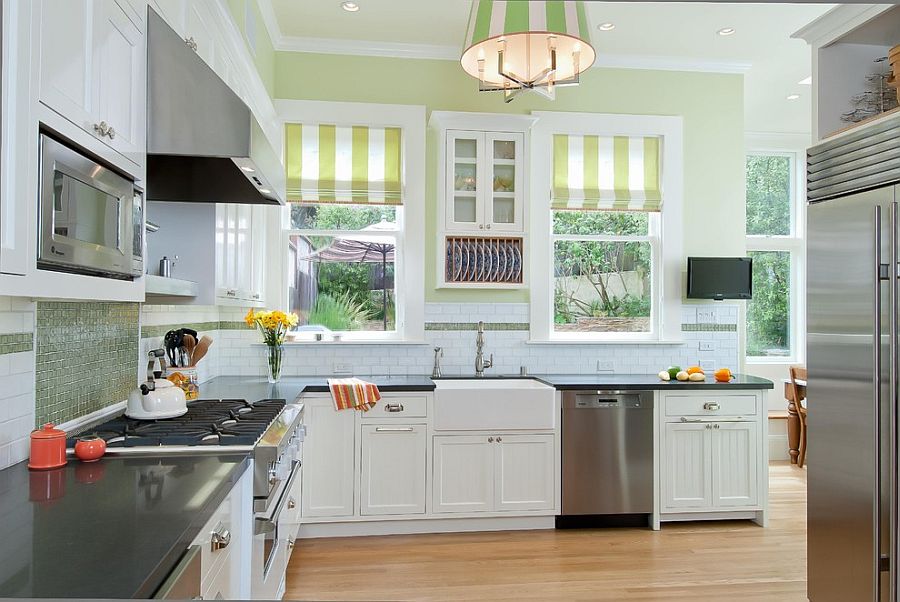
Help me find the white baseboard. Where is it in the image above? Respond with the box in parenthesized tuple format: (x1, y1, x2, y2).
(297, 515, 555, 538)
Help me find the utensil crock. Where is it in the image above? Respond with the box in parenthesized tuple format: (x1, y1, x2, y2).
(74, 436, 107, 463)
(28, 423, 67, 470)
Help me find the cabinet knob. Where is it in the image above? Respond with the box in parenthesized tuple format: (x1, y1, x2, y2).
(479, 224, 484, 229)
(107, 126, 116, 140)
(287, 498, 296, 509)
(486, 224, 492, 229)
(487, 437, 494, 443)
(705, 424, 711, 429)
(496, 436, 502, 443)
(210, 527, 231, 551)
(93, 121, 110, 137)
(287, 540, 295, 550)
(703, 402, 720, 411)
(714, 423, 720, 429)
(185, 36, 198, 52)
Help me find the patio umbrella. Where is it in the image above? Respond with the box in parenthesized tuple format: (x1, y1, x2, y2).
(307, 220, 396, 330)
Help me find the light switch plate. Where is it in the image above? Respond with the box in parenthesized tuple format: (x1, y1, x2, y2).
(697, 308, 717, 323)
(333, 363, 354, 375)
(699, 341, 715, 351)
(597, 360, 615, 373)
(699, 360, 716, 372)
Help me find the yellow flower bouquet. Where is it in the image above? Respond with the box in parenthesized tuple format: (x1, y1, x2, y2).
(245, 309, 298, 382)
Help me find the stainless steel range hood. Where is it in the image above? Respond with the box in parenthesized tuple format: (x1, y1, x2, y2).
(146, 9, 284, 206)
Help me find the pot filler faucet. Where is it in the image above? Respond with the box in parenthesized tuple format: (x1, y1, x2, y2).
(475, 321, 493, 377)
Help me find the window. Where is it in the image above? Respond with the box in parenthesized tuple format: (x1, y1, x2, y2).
(529, 113, 683, 343)
(745, 152, 804, 360)
(275, 100, 426, 343)
(553, 210, 657, 334)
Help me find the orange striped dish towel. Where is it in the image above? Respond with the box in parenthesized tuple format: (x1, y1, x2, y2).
(328, 378, 381, 412)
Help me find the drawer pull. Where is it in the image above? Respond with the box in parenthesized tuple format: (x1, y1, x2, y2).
(287, 498, 296, 509)
(703, 402, 720, 411)
(680, 417, 702, 423)
(211, 526, 231, 551)
(385, 403, 404, 413)
(375, 427, 414, 432)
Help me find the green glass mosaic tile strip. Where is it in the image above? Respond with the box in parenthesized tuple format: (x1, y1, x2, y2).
(425, 322, 530, 331)
(0, 332, 33, 355)
(681, 323, 737, 332)
(36, 302, 140, 426)
(140, 320, 248, 339)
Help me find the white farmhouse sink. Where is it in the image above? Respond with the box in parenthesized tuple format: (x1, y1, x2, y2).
(433, 379, 557, 431)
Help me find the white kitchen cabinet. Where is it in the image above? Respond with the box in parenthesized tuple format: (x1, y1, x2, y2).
(360, 425, 426, 516)
(495, 435, 555, 512)
(444, 130, 524, 233)
(301, 399, 356, 518)
(214, 203, 263, 304)
(36, 0, 146, 172)
(711, 421, 759, 508)
(658, 390, 767, 524)
(432, 435, 494, 514)
(433, 434, 555, 514)
(662, 422, 712, 510)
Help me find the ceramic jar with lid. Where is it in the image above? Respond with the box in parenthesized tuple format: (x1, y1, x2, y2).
(28, 423, 67, 470)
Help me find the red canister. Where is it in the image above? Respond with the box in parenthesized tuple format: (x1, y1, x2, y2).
(28, 423, 67, 470)
(74, 436, 106, 463)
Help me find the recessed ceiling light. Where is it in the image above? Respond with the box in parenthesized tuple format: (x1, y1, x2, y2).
(798, 76, 812, 85)
(786, 94, 801, 101)
(340, 1, 359, 12)
(597, 22, 616, 32)
(717, 27, 736, 36)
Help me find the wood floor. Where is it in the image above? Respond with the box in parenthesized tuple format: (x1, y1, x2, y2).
(286, 462, 807, 602)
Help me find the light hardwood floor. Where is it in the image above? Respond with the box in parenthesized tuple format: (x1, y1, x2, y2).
(286, 462, 807, 602)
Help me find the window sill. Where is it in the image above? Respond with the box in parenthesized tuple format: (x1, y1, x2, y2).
(252, 340, 429, 346)
(745, 356, 800, 366)
(527, 338, 685, 346)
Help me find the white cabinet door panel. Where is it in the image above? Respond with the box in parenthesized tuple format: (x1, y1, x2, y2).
(360, 425, 426, 516)
(38, 0, 97, 131)
(663, 422, 712, 510)
(432, 435, 493, 513)
(711, 422, 759, 508)
(301, 401, 355, 518)
(495, 435, 554, 511)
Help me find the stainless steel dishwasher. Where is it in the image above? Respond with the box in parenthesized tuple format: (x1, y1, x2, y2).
(561, 390, 654, 517)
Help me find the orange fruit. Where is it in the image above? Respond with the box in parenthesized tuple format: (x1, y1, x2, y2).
(687, 366, 704, 375)
(714, 368, 733, 383)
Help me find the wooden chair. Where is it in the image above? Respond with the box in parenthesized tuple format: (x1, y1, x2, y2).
(789, 366, 808, 468)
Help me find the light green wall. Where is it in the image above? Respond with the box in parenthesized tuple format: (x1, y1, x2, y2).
(273, 52, 746, 303)
(226, 0, 275, 97)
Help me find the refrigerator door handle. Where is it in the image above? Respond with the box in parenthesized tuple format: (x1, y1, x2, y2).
(891, 201, 899, 602)
(875, 205, 888, 600)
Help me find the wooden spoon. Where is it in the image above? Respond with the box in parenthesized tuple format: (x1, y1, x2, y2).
(182, 334, 196, 366)
(191, 335, 213, 365)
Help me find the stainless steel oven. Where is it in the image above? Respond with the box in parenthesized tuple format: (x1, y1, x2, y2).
(38, 134, 143, 279)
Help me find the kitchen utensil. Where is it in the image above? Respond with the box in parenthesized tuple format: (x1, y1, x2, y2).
(158, 255, 178, 277)
(74, 436, 107, 463)
(126, 379, 188, 419)
(163, 330, 181, 367)
(183, 334, 197, 366)
(191, 335, 213, 365)
(28, 424, 67, 470)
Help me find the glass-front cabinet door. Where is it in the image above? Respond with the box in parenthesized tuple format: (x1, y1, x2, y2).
(485, 133, 524, 232)
(446, 130, 484, 231)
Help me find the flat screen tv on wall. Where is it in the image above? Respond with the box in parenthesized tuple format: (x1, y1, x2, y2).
(686, 257, 753, 301)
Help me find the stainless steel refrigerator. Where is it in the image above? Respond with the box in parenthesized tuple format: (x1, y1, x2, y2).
(808, 113, 900, 602)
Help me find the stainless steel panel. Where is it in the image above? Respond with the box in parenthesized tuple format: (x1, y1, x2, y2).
(807, 186, 894, 601)
(561, 390, 654, 515)
(146, 9, 283, 205)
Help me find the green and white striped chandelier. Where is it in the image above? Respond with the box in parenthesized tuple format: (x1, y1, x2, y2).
(461, 1, 596, 102)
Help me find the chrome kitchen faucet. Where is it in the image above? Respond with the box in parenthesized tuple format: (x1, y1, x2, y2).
(475, 321, 493, 377)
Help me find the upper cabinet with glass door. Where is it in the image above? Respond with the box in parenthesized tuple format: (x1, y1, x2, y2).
(445, 130, 525, 233)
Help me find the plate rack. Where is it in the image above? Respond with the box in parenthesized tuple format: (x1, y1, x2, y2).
(444, 236, 524, 285)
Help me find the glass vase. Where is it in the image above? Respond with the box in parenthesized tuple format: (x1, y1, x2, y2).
(266, 344, 284, 383)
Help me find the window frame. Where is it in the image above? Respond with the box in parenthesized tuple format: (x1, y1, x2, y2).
(529, 112, 684, 343)
(744, 141, 807, 365)
(272, 100, 426, 343)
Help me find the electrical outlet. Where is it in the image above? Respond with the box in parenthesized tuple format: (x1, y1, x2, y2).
(698, 341, 715, 352)
(333, 363, 354, 375)
(699, 360, 716, 372)
(697, 308, 717, 324)
(597, 360, 615, 373)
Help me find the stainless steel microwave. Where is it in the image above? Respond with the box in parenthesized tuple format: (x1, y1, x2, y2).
(38, 134, 143, 279)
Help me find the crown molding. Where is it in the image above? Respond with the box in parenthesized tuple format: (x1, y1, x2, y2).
(274, 35, 461, 60)
(792, 4, 891, 46)
(594, 54, 751, 75)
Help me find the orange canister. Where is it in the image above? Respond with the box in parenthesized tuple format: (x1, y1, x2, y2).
(28, 423, 67, 470)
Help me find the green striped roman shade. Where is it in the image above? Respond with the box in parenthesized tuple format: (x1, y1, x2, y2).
(285, 123, 402, 205)
(552, 134, 662, 211)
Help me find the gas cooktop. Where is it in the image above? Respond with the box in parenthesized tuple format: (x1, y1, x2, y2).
(68, 399, 287, 448)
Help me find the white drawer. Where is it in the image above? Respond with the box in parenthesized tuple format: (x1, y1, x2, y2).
(192, 491, 233, 587)
(362, 396, 428, 419)
(664, 394, 758, 418)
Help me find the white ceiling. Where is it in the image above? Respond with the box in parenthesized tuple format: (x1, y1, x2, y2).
(263, 1, 835, 134)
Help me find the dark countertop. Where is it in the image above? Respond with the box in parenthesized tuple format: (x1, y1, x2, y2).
(198, 375, 436, 402)
(0, 453, 249, 599)
(531, 373, 774, 390)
